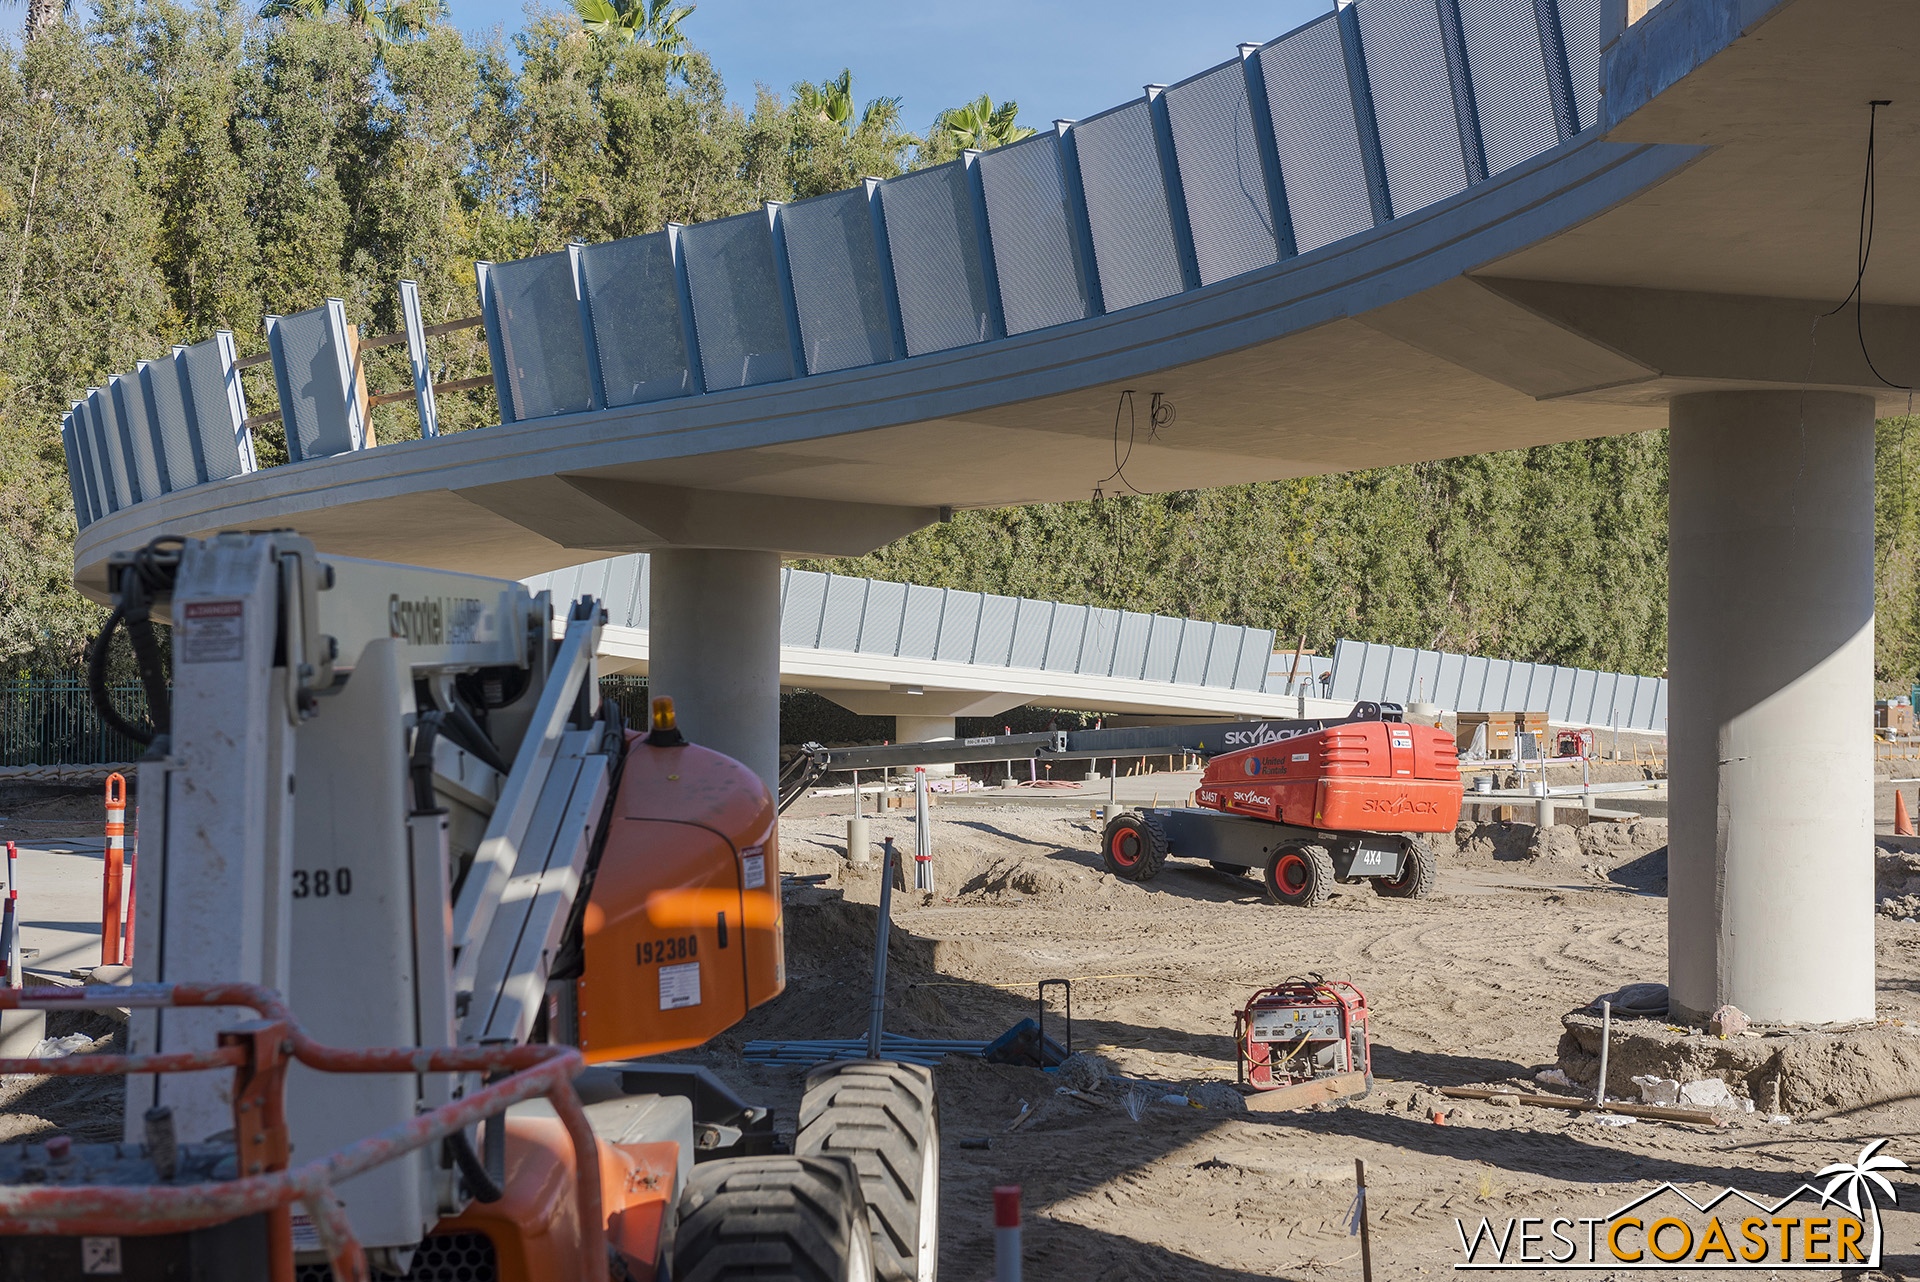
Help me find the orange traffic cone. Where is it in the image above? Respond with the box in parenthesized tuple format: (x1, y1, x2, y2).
(1897, 789, 1915, 837)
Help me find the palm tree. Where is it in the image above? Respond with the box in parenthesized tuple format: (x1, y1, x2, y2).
(8, 0, 73, 41)
(934, 94, 1035, 153)
(796, 70, 855, 132)
(1816, 1138, 1908, 1260)
(570, 0, 696, 72)
(796, 70, 905, 140)
(258, 0, 443, 42)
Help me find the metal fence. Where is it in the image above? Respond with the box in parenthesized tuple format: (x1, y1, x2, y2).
(1326, 639, 1668, 731)
(524, 554, 1279, 694)
(0, 676, 152, 767)
(64, 0, 1619, 528)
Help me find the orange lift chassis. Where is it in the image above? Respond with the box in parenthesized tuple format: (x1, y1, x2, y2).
(5, 532, 940, 1281)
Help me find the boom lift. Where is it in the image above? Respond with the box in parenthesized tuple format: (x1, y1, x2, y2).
(0, 532, 938, 1282)
(782, 705, 1462, 906)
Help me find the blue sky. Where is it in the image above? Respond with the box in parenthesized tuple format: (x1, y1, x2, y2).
(598, 1, 1339, 131)
(8, 1, 1338, 132)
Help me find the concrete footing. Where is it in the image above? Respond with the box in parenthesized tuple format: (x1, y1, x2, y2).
(1557, 1010, 1920, 1117)
(1667, 391, 1875, 1025)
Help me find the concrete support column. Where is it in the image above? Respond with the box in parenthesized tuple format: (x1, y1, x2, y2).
(647, 549, 782, 791)
(895, 714, 957, 777)
(1667, 391, 1875, 1025)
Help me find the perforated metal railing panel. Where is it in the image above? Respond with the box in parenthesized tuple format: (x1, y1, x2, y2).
(1354, 0, 1470, 214)
(580, 231, 693, 406)
(181, 337, 247, 480)
(1328, 639, 1670, 730)
(1457, 0, 1559, 175)
(780, 187, 894, 373)
(976, 133, 1092, 335)
(1556, 0, 1606, 131)
(529, 556, 1280, 691)
(488, 251, 594, 420)
(1258, 18, 1376, 254)
(85, 390, 131, 511)
(70, 407, 108, 519)
(293, 1232, 498, 1282)
(59, 417, 90, 526)
(1165, 61, 1279, 285)
(1070, 102, 1186, 312)
(681, 210, 795, 390)
(879, 163, 993, 357)
(143, 355, 203, 490)
(111, 373, 165, 499)
(272, 304, 358, 461)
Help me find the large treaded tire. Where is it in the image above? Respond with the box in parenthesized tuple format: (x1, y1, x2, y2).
(1264, 843, 1335, 907)
(1373, 837, 1438, 899)
(667, 1155, 876, 1282)
(795, 1061, 940, 1282)
(1101, 811, 1167, 882)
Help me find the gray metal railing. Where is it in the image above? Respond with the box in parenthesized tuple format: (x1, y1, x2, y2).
(62, 0, 1618, 529)
(524, 554, 1281, 694)
(1326, 638, 1667, 730)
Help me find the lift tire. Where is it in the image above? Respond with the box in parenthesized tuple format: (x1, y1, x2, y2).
(795, 1060, 940, 1282)
(1373, 837, 1438, 899)
(666, 1154, 876, 1282)
(1264, 843, 1335, 907)
(1208, 861, 1253, 878)
(1101, 811, 1167, 881)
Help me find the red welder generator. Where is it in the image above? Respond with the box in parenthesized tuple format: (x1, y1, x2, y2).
(1234, 978, 1372, 1112)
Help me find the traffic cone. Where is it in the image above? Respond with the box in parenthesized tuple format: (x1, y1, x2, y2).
(1897, 789, 1915, 837)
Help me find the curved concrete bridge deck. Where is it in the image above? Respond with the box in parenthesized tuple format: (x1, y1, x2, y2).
(59, 0, 1920, 1026)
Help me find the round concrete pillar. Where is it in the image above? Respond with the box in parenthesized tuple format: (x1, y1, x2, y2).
(1667, 391, 1875, 1024)
(895, 714, 957, 777)
(647, 549, 782, 791)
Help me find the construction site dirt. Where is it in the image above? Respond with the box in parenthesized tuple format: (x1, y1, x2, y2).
(9, 785, 1920, 1277)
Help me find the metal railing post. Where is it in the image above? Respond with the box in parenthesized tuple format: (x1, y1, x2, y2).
(1533, 0, 1581, 142)
(1051, 122, 1107, 316)
(1434, 0, 1491, 183)
(567, 243, 608, 411)
(1238, 43, 1299, 260)
(1337, 2, 1397, 224)
(1143, 85, 1202, 291)
(864, 177, 910, 362)
(961, 150, 1008, 341)
(763, 202, 812, 376)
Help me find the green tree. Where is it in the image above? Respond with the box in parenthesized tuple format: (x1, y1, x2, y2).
(776, 70, 916, 198)
(919, 93, 1032, 166)
(569, 0, 693, 71)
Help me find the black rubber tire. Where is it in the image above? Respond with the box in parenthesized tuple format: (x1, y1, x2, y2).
(1208, 861, 1253, 878)
(666, 1154, 876, 1282)
(1100, 811, 1167, 882)
(795, 1061, 940, 1282)
(1263, 843, 1335, 907)
(1373, 837, 1438, 899)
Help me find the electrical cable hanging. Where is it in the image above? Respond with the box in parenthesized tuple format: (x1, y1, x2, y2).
(1815, 100, 1913, 392)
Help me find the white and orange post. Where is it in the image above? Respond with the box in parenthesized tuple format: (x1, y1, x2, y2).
(994, 1186, 1022, 1282)
(1, 840, 17, 987)
(123, 798, 138, 964)
(102, 772, 127, 966)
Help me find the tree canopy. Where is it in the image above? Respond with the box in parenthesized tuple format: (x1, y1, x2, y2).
(0, 0, 1915, 692)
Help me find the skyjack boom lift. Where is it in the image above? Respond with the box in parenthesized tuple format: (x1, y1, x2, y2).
(0, 532, 937, 1282)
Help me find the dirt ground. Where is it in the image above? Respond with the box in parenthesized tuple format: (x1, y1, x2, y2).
(636, 795, 1920, 1281)
(14, 779, 1920, 1278)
